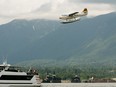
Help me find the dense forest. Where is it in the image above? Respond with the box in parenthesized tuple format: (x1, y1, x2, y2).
(33, 66, 116, 80)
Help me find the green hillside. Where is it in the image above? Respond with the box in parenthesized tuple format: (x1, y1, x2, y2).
(0, 12, 116, 67)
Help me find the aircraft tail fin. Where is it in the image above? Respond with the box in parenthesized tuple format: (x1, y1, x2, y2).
(82, 8, 88, 14)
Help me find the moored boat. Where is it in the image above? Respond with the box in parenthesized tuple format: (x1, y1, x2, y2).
(0, 61, 41, 87)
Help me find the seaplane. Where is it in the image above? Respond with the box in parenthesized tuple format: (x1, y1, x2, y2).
(59, 8, 88, 24)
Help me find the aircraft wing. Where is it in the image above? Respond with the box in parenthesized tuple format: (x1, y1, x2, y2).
(69, 12, 79, 17)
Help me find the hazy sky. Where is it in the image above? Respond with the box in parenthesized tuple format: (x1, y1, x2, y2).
(0, 0, 115, 24)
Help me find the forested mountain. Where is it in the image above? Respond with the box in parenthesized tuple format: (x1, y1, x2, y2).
(0, 12, 116, 67)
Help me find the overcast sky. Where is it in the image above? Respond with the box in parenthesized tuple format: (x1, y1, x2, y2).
(0, 0, 116, 24)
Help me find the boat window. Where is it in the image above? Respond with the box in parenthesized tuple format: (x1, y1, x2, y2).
(5, 69, 19, 72)
(0, 75, 33, 80)
(5, 66, 22, 72)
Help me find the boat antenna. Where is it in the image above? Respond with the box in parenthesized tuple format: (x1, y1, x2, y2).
(3, 56, 7, 65)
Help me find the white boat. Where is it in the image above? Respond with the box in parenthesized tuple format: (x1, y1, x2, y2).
(0, 61, 41, 87)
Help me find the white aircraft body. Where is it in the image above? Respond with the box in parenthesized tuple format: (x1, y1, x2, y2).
(59, 8, 88, 24)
